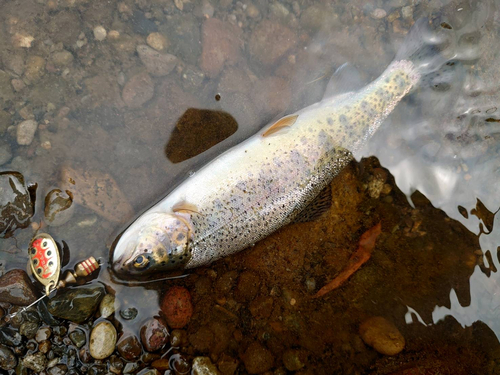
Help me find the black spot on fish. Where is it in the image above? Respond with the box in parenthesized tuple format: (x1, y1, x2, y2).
(327, 117, 333, 125)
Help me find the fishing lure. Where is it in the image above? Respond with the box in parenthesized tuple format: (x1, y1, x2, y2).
(7, 233, 100, 320)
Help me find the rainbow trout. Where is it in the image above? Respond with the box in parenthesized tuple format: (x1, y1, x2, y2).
(111, 20, 442, 278)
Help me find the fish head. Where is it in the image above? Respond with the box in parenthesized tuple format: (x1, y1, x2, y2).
(111, 212, 193, 278)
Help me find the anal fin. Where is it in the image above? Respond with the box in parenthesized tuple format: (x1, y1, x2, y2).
(293, 184, 332, 223)
(262, 114, 298, 137)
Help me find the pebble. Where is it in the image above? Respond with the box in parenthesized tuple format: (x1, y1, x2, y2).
(251, 76, 291, 118)
(199, 18, 243, 78)
(249, 20, 297, 66)
(93, 26, 107, 41)
(0, 269, 37, 306)
(89, 321, 117, 360)
(140, 318, 169, 352)
(2, 52, 25, 76)
(282, 349, 307, 371)
(24, 55, 46, 83)
(0, 140, 12, 166)
(11, 78, 25, 91)
(48, 364, 68, 375)
(51, 50, 74, 67)
(23, 352, 47, 372)
(192, 357, 221, 375)
(122, 72, 155, 108)
(47, 284, 105, 323)
(401, 6, 413, 20)
(246, 4, 260, 18)
(19, 321, 39, 339)
(16, 119, 38, 145)
(161, 286, 193, 329)
(371, 8, 387, 19)
(170, 329, 187, 347)
(0, 344, 16, 370)
(99, 294, 116, 318)
(44, 188, 74, 227)
(241, 342, 274, 374)
(39, 340, 51, 354)
(235, 271, 260, 302)
(300, 4, 338, 33)
(12, 33, 34, 48)
(0, 327, 22, 346)
(69, 329, 86, 348)
(359, 316, 405, 356)
(116, 333, 142, 361)
(35, 327, 52, 342)
(136, 45, 178, 77)
(146, 32, 168, 51)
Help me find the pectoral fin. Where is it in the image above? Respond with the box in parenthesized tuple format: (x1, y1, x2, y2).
(293, 185, 332, 223)
(262, 115, 298, 137)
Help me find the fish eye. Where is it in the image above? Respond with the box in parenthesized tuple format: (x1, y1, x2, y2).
(133, 254, 150, 269)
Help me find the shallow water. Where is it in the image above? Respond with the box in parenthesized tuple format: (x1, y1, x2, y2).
(1, 0, 500, 373)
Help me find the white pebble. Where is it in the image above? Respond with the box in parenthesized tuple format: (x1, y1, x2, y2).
(93, 26, 107, 41)
(17, 120, 38, 146)
(371, 8, 387, 19)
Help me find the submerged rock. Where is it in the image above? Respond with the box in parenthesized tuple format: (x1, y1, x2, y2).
(44, 189, 74, 227)
(140, 317, 169, 352)
(122, 72, 155, 109)
(89, 320, 117, 359)
(192, 356, 220, 375)
(99, 294, 116, 318)
(241, 342, 274, 374)
(0, 172, 34, 237)
(249, 20, 297, 67)
(22, 352, 47, 372)
(137, 45, 177, 77)
(161, 286, 193, 329)
(116, 332, 142, 361)
(0, 269, 37, 305)
(47, 284, 105, 323)
(0, 344, 17, 370)
(359, 316, 405, 356)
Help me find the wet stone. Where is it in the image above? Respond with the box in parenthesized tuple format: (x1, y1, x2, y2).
(131, 11, 158, 35)
(161, 286, 193, 329)
(300, 4, 339, 33)
(89, 321, 117, 360)
(116, 333, 142, 361)
(39, 340, 52, 354)
(44, 189, 74, 227)
(235, 271, 260, 302)
(282, 349, 307, 371)
(0, 326, 22, 346)
(192, 356, 221, 375)
(109, 355, 124, 374)
(199, 18, 243, 78)
(189, 326, 213, 353)
(19, 321, 39, 339)
(241, 342, 274, 374)
(0, 344, 16, 370)
(119, 307, 137, 320)
(164, 13, 201, 65)
(93, 26, 107, 41)
(140, 317, 169, 352)
(47, 284, 105, 323)
(251, 77, 291, 118)
(137, 45, 177, 77)
(99, 294, 116, 319)
(48, 364, 68, 375)
(0, 71, 14, 102)
(0, 269, 37, 305)
(69, 329, 86, 349)
(24, 55, 45, 83)
(35, 327, 52, 342)
(0, 139, 12, 166)
(51, 51, 74, 68)
(16, 119, 38, 146)
(146, 32, 168, 51)
(23, 352, 47, 372)
(122, 72, 154, 109)
(249, 20, 297, 67)
(123, 362, 140, 374)
(53, 325, 67, 336)
(170, 329, 187, 347)
(359, 316, 405, 356)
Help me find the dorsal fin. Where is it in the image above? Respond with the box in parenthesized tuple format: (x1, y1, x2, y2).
(172, 201, 199, 214)
(293, 185, 332, 223)
(262, 114, 298, 137)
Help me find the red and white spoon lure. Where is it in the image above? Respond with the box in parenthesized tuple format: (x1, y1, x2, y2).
(29, 233, 60, 296)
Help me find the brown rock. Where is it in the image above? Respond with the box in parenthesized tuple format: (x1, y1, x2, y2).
(199, 18, 243, 78)
(249, 20, 298, 66)
(251, 76, 291, 117)
(116, 333, 142, 361)
(235, 271, 260, 301)
(359, 316, 405, 356)
(24, 56, 45, 83)
(137, 45, 178, 77)
(189, 326, 213, 353)
(140, 318, 169, 352)
(217, 67, 253, 96)
(122, 72, 154, 109)
(0, 270, 37, 306)
(60, 165, 134, 223)
(249, 295, 273, 320)
(84, 75, 124, 109)
(241, 342, 274, 374)
(161, 286, 193, 329)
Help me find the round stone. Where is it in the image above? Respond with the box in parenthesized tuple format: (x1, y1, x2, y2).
(89, 321, 117, 360)
(93, 26, 107, 41)
(359, 316, 405, 356)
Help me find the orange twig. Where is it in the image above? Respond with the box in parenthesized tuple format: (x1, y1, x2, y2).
(313, 222, 382, 298)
